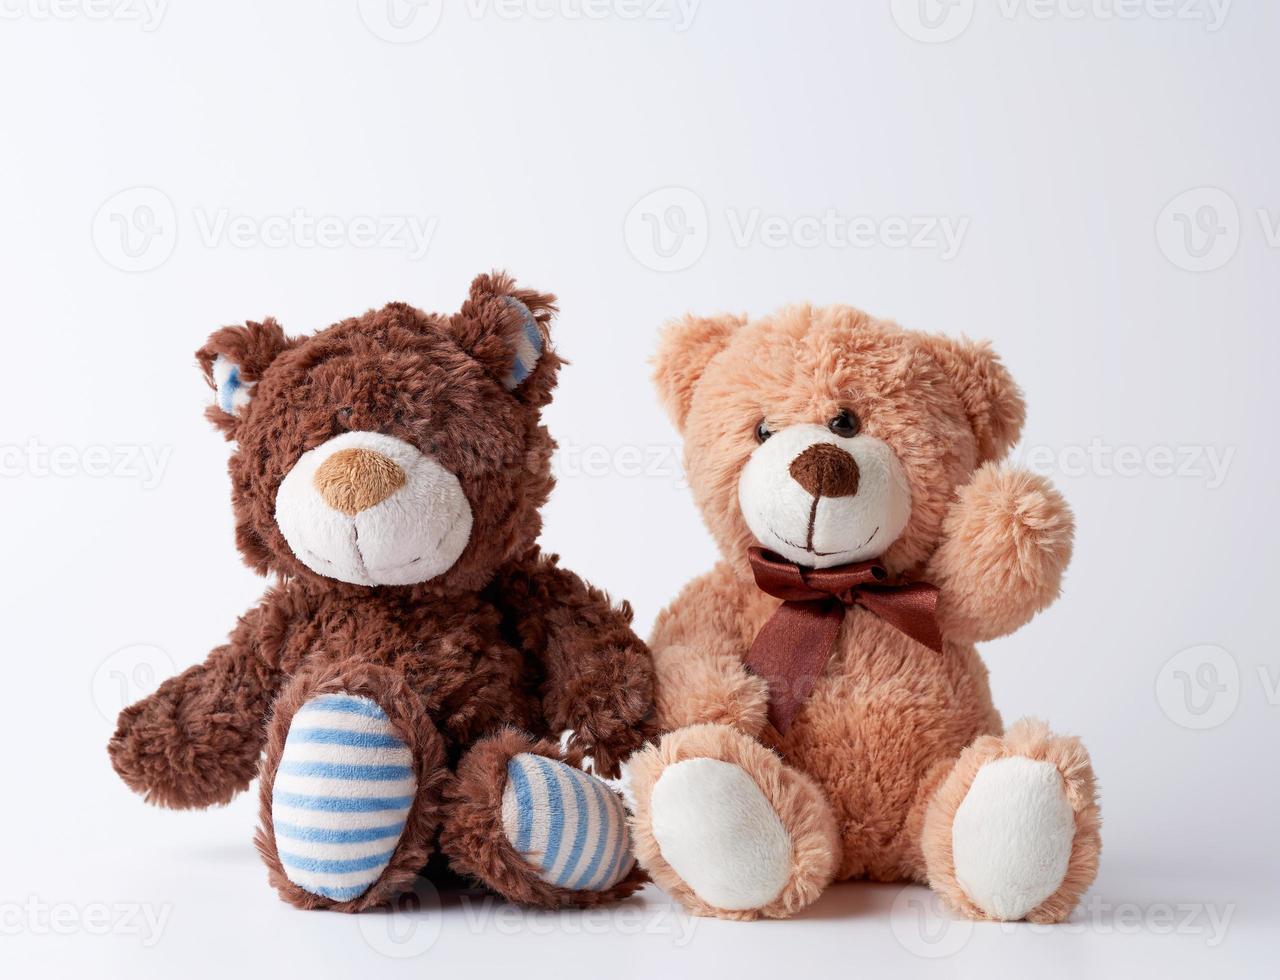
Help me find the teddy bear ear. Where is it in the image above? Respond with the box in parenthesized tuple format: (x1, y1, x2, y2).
(652, 312, 747, 432)
(195, 318, 296, 439)
(919, 334, 1027, 463)
(453, 271, 560, 405)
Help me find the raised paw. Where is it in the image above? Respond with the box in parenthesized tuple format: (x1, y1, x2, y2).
(628, 724, 839, 920)
(922, 718, 1101, 923)
(268, 694, 415, 905)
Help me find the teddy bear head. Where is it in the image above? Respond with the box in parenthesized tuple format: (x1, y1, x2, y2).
(654, 303, 1026, 575)
(196, 272, 561, 593)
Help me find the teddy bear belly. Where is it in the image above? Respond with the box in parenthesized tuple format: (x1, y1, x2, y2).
(773, 631, 1002, 882)
(274, 595, 546, 750)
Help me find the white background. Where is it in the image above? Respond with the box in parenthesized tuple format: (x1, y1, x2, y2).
(1, 1, 1276, 977)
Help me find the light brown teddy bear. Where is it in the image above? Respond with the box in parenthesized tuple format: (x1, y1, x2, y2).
(627, 303, 1100, 923)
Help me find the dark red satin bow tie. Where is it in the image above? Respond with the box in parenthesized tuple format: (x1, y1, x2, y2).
(743, 546, 944, 734)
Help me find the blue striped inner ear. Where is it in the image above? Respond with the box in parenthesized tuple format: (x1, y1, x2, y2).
(502, 297, 544, 389)
(218, 364, 242, 413)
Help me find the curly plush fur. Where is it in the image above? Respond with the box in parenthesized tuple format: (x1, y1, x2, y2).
(629, 303, 1100, 922)
(109, 272, 655, 911)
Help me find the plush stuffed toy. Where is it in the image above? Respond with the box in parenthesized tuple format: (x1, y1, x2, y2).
(627, 303, 1100, 923)
(108, 273, 654, 912)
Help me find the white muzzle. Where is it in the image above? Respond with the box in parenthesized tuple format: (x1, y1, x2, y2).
(274, 430, 473, 586)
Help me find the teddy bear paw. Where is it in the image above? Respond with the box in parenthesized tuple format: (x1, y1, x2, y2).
(501, 753, 635, 892)
(270, 693, 415, 903)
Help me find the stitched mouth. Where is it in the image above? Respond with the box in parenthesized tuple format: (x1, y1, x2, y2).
(364, 555, 425, 575)
(770, 529, 851, 558)
(301, 547, 335, 567)
(769, 524, 880, 558)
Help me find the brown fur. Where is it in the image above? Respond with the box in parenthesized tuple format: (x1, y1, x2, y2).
(108, 272, 655, 910)
(632, 303, 1100, 921)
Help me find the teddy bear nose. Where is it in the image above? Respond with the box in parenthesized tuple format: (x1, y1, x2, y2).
(789, 443, 860, 498)
(313, 448, 407, 515)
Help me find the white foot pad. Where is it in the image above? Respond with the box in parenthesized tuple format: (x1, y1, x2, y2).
(650, 758, 792, 911)
(951, 756, 1076, 920)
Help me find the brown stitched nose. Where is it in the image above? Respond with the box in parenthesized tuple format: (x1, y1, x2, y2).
(789, 443, 860, 498)
(313, 448, 406, 515)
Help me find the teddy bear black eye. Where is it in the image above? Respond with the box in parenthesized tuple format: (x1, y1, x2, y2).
(755, 420, 773, 443)
(828, 410, 859, 438)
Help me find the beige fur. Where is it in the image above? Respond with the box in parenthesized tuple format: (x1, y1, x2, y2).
(631, 303, 1101, 921)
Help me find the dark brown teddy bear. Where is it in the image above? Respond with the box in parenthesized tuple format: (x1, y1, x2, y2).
(108, 272, 654, 912)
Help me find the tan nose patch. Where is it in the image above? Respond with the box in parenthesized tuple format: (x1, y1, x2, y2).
(789, 443, 860, 498)
(313, 448, 406, 515)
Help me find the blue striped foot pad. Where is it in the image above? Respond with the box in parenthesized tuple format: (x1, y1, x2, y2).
(501, 753, 635, 892)
(271, 693, 415, 902)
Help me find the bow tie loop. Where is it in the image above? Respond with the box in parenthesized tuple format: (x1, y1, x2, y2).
(748, 549, 890, 605)
(744, 547, 945, 734)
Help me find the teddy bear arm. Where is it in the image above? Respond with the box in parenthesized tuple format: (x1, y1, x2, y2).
(649, 574, 771, 737)
(496, 556, 656, 778)
(925, 462, 1075, 644)
(107, 605, 284, 809)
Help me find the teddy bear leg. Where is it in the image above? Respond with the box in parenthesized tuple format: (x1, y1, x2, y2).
(627, 723, 840, 920)
(255, 663, 447, 912)
(919, 718, 1101, 923)
(437, 729, 645, 908)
